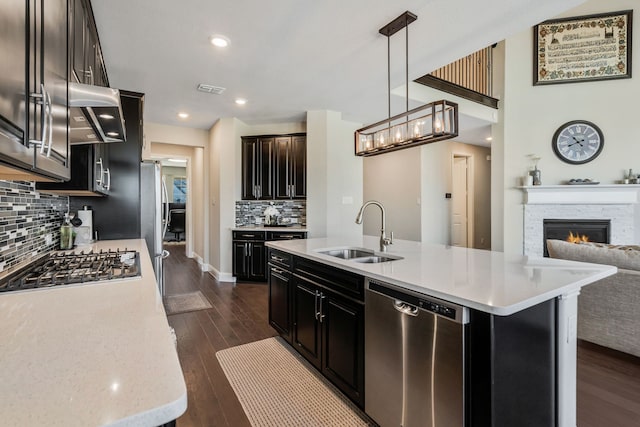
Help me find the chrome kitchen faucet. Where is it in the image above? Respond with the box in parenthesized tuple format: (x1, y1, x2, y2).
(355, 200, 393, 252)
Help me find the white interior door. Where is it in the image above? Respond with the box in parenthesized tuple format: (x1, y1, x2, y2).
(451, 156, 469, 247)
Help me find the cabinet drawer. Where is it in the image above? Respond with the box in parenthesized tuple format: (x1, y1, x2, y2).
(233, 230, 266, 241)
(267, 231, 307, 240)
(268, 249, 292, 269)
(293, 257, 364, 301)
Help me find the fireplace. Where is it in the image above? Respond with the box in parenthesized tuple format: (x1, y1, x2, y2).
(542, 219, 611, 257)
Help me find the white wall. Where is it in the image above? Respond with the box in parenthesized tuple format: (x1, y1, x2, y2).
(364, 148, 422, 241)
(501, 0, 640, 254)
(144, 122, 207, 156)
(307, 111, 363, 239)
(419, 141, 492, 247)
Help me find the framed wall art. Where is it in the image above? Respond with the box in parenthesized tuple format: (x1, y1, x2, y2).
(533, 10, 632, 85)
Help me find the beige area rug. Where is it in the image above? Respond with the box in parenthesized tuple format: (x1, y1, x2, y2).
(216, 337, 372, 427)
(164, 291, 212, 315)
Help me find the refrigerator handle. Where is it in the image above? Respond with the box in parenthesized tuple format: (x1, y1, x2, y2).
(161, 176, 170, 238)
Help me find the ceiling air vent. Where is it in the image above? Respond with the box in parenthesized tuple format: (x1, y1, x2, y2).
(197, 83, 226, 94)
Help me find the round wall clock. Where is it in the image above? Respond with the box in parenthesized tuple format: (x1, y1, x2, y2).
(552, 120, 604, 165)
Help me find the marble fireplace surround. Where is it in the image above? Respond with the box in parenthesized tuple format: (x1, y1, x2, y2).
(522, 185, 640, 257)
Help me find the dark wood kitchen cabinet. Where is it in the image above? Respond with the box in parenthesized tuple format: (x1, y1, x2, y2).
(232, 231, 267, 281)
(0, 0, 70, 182)
(37, 143, 110, 196)
(241, 137, 274, 200)
(268, 250, 293, 343)
(241, 133, 306, 200)
(71, 0, 108, 86)
(274, 135, 306, 199)
(268, 251, 364, 407)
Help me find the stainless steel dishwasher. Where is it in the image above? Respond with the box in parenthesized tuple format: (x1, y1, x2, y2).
(365, 279, 468, 427)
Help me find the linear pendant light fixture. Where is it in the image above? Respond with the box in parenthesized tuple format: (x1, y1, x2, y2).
(355, 11, 458, 156)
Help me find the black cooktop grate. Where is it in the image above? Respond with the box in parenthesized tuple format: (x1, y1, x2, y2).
(0, 249, 141, 293)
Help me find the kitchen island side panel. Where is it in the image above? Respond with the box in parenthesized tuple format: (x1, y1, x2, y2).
(70, 91, 143, 240)
(468, 299, 557, 426)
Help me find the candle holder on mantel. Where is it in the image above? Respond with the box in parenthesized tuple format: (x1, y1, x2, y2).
(527, 155, 542, 186)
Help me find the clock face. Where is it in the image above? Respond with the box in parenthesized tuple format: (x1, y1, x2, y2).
(552, 120, 604, 165)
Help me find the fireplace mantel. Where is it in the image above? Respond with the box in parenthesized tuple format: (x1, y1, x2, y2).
(519, 184, 640, 205)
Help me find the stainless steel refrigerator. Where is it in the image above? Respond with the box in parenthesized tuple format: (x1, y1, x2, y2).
(140, 161, 170, 295)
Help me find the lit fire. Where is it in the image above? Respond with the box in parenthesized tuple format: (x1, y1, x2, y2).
(566, 231, 590, 243)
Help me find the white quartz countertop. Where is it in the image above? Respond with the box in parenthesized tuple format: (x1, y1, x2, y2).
(0, 239, 187, 426)
(266, 236, 617, 316)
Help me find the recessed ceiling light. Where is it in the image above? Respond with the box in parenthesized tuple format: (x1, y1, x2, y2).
(210, 35, 230, 48)
(168, 158, 187, 163)
(235, 98, 247, 105)
(99, 114, 114, 119)
(107, 132, 119, 137)
(485, 136, 493, 141)
(178, 112, 189, 119)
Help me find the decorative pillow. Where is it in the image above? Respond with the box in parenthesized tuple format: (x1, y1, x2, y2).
(546, 239, 640, 271)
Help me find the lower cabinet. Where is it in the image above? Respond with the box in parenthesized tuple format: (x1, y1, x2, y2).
(267, 249, 365, 408)
(292, 276, 364, 407)
(233, 240, 266, 281)
(268, 254, 293, 343)
(234, 230, 307, 282)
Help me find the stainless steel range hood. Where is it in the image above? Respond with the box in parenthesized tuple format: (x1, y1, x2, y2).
(68, 82, 126, 144)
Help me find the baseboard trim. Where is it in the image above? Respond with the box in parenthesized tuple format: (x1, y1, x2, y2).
(208, 267, 236, 283)
(190, 252, 207, 271)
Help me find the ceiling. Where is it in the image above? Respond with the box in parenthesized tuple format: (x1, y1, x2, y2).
(91, 0, 585, 144)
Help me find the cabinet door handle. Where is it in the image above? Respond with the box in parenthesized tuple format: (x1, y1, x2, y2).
(271, 255, 285, 262)
(29, 84, 49, 153)
(96, 158, 104, 186)
(319, 292, 326, 323)
(314, 290, 320, 320)
(44, 89, 53, 157)
(103, 168, 111, 191)
(271, 267, 285, 275)
(286, 184, 290, 197)
(290, 184, 294, 198)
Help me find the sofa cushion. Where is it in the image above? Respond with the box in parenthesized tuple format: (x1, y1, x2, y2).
(546, 240, 640, 271)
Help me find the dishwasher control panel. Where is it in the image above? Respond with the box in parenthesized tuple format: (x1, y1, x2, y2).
(367, 279, 468, 324)
(419, 299, 457, 320)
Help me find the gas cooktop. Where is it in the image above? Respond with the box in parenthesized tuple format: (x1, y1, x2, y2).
(0, 249, 141, 293)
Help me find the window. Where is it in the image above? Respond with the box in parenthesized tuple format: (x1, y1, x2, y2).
(173, 177, 187, 203)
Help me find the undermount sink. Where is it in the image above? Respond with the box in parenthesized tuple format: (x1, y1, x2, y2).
(353, 255, 401, 263)
(316, 247, 403, 263)
(318, 248, 374, 259)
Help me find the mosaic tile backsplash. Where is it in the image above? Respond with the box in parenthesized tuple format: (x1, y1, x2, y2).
(0, 180, 68, 273)
(236, 200, 306, 227)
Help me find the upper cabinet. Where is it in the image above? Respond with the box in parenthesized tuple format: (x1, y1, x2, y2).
(72, 0, 108, 87)
(241, 133, 306, 201)
(37, 143, 110, 196)
(242, 137, 275, 200)
(0, 0, 70, 182)
(275, 136, 306, 199)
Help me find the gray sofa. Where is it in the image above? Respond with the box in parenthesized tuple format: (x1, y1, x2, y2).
(547, 239, 640, 358)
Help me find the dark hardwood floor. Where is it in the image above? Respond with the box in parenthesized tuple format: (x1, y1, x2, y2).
(164, 243, 276, 427)
(163, 243, 640, 427)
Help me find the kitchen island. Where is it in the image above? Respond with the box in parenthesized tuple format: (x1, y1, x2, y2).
(0, 239, 186, 426)
(266, 236, 616, 427)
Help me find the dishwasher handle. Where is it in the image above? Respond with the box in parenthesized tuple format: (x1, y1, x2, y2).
(393, 300, 419, 316)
